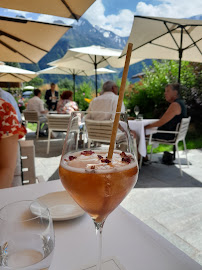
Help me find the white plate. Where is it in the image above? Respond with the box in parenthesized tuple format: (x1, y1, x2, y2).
(30, 191, 85, 221)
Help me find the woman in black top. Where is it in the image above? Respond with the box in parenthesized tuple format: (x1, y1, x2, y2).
(145, 83, 187, 141)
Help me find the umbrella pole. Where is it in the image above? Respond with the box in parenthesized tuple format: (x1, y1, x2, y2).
(73, 73, 76, 101)
(95, 68, 98, 97)
(95, 62, 98, 97)
(178, 27, 183, 84)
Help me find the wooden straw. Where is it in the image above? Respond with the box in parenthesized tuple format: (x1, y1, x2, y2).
(108, 43, 133, 159)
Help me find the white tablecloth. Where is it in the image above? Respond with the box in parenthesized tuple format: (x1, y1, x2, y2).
(128, 119, 158, 157)
(0, 180, 201, 270)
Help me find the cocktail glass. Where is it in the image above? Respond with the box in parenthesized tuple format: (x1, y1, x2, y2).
(59, 111, 139, 270)
(134, 106, 139, 118)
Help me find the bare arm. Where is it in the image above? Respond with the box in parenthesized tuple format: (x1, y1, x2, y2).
(0, 135, 18, 189)
(145, 102, 181, 129)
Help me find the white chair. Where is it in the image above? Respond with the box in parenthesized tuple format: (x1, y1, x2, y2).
(12, 140, 45, 186)
(85, 118, 138, 159)
(85, 119, 113, 148)
(47, 114, 79, 154)
(148, 117, 191, 176)
(23, 110, 40, 139)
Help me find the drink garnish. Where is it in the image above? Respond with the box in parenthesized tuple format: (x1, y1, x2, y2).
(101, 158, 111, 164)
(81, 150, 95, 156)
(120, 151, 127, 157)
(69, 156, 77, 161)
(122, 156, 131, 163)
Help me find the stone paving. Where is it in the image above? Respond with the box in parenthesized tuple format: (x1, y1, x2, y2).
(26, 130, 202, 266)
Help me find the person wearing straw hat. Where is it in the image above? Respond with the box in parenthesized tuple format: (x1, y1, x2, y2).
(87, 80, 125, 120)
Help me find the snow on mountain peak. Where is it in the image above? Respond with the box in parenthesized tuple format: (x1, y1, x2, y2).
(103, 32, 110, 38)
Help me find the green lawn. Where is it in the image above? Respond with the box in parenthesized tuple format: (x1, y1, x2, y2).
(27, 123, 37, 131)
(147, 131, 202, 153)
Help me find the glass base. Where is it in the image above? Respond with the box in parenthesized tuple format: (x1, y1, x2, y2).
(80, 257, 126, 270)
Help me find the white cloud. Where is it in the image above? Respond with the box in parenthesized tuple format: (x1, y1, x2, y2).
(4, 8, 29, 17)
(83, 0, 201, 37)
(37, 14, 74, 25)
(136, 0, 202, 18)
(83, 0, 134, 37)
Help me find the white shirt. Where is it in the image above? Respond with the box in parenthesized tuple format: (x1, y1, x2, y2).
(0, 88, 21, 121)
(51, 92, 57, 103)
(87, 92, 125, 120)
(26, 96, 45, 117)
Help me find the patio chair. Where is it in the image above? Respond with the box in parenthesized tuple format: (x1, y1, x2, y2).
(85, 119, 113, 148)
(23, 110, 40, 139)
(47, 114, 79, 154)
(85, 119, 138, 158)
(148, 117, 191, 176)
(13, 140, 45, 186)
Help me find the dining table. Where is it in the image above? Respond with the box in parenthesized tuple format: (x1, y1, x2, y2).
(0, 180, 201, 270)
(128, 119, 158, 157)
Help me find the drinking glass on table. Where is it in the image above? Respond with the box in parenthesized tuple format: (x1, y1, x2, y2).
(134, 106, 139, 118)
(59, 111, 139, 270)
(0, 200, 54, 270)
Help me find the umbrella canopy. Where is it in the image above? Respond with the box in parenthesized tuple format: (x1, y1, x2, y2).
(49, 45, 142, 95)
(0, 64, 37, 82)
(38, 66, 116, 99)
(0, 0, 96, 20)
(38, 66, 116, 76)
(0, 15, 71, 64)
(121, 16, 202, 83)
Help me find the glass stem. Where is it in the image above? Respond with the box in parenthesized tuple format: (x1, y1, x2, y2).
(94, 220, 105, 270)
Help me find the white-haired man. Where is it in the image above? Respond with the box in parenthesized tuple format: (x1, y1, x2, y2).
(87, 80, 125, 120)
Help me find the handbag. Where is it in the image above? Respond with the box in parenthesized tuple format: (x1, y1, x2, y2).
(162, 151, 174, 165)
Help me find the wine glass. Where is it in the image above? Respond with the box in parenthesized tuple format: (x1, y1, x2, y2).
(0, 200, 55, 269)
(59, 111, 139, 270)
(134, 106, 139, 118)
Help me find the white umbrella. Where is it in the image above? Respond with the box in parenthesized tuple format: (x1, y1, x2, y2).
(49, 45, 142, 95)
(0, 64, 37, 82)
(38, 66, 116, 99)
(0, 0, 96, 20)
(0, 15, 71, 63)
(121, 16, 202, 82)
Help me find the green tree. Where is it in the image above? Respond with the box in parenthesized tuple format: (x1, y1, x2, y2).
(24, 77, 44, 88)
(125, 60, 197, 118)
(5, 62, 21, 68)
(58, 78, 73, 90)
(75, 81, 93, 111)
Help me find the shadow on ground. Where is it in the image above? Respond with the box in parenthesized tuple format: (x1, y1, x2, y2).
(26, 132, 64, 158)
(136, 161, 202, 188)
(27, 131, 202, 188)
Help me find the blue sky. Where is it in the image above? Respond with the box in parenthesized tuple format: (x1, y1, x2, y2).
(0, 0, 201, 37)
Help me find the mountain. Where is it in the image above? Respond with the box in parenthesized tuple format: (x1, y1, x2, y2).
(18, 14, 202, 84)
(20, 18, 145, 84)
(188, 15, 202, 20)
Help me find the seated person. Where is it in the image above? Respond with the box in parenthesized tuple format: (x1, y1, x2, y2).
(145, 83, 187, 141)
(57, 90, 79, 114)
(0, 98, 26, 189)
(87, 80, 125, 120)
(26, 89, 48, 135)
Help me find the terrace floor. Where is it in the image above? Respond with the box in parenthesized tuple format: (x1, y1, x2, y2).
(26, 130, 202, 266)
